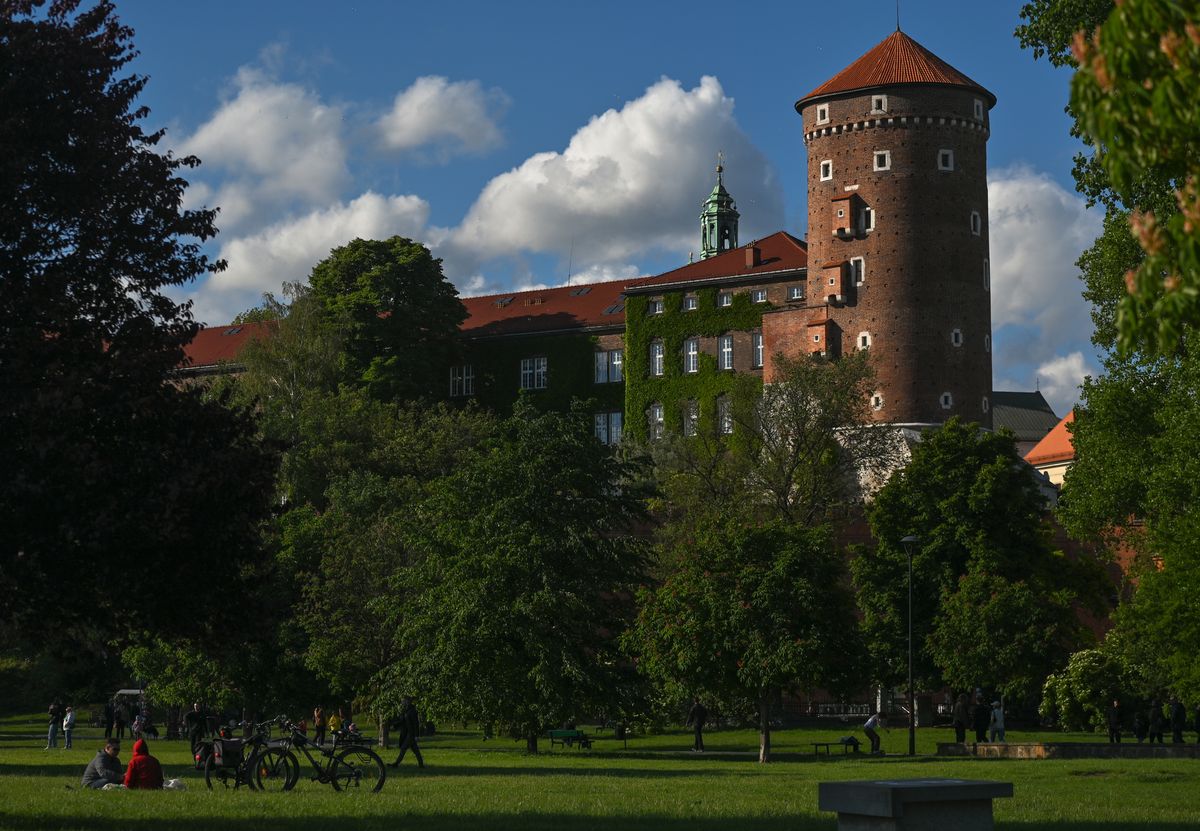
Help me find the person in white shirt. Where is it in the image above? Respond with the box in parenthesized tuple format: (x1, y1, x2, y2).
(989, 700, 1006, 743)
(864, 712, 885, 755)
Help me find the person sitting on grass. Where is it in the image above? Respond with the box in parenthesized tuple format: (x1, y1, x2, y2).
(81, 739, 124, 789)
(123, 738, 163, 789)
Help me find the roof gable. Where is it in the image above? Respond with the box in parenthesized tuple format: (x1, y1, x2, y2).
(624, 231, 807, 291)
(1025, 411, 1076, 466)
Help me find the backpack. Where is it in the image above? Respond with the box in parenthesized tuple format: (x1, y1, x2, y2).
(211, 738, 244, 768)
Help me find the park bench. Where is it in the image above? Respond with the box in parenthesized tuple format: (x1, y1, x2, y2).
(548, 729, 592, 749)
(813, 736, 860, 756)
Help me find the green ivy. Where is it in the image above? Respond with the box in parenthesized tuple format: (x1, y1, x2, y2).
(464, 332, 624, 416)
(624, 288, 768, 442)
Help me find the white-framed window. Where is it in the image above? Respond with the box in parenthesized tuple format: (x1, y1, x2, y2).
(812, 333, 821, 343)
(873, 150, 891, 172)
(650, 341, 664, 376)
(860, 205, 875, 233)
(684, 338, 699, 374)
(871, 391, 884, 411)
(449, 364, 475, 397)
(594, 350, 623, 383)
(788, 285, 804, 301)
(648, 298, 664, 315)
(984, 334, 991, 353)
(717, 397, 733, 435)
(816, 103, 830, 124)
(837, 207, 846, 220)
(820, 160, 832, 181)
(751, 288, 768, 303)
(951, 328, 963, 347)
(983, 258, 991, 291)
(519, 356, 547, 390)
(982, 396, 990, 414)
(718, 335, 734, 370)
(594, 411, 623, 446)
(871, 94, 887, 113)
(857, 331, 872, 350)
(648, 402, 664, 441)
(850, 256, 866, 286)
(970, 211, 982, 236)
(683, 400, 699, 437)
(974, 98, 985, 120)
(718, 292, 733, 307)
(940, 391, 954, 410)
(752, 332, 764, 368)
(684, 294, 698, 311)
(938, 148, 955, 171)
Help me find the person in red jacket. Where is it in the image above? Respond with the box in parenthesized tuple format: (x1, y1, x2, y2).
(123, 738, 164, 789)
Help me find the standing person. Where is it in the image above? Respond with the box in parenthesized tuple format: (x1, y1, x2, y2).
(80, 739, 124, 789)
(113, 702, 128, 740)
(972, 695, 990, 743)
(184, 703, 207, 754)
(1169, 697, 1186, 744)
(312, 705, 326, 746)
(1133, 708, 1148, 743)
(46, 701, 63, 750)
(103, 700, 114, 740)
(863, 712, 884, 755)
(388, 697, 425, 768)
(62, 706, 76, 749)
(1148, 699, 1165, 744)
(123, 738, 163, 790)
(988, 700, 1006, 743)
(685, 697, 708, 753)
(328, 708, 343, 738)
(1106, 699, 1122, 744)
(951, 693, 969, 744)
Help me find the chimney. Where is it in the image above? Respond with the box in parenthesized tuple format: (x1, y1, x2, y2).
(745, 245, 760, 268)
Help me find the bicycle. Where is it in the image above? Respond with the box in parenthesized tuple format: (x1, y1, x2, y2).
(270, 719, 385, 792)
(202, 718, 298, 792)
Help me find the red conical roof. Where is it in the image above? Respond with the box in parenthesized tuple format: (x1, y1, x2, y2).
(796, 31, 995, 111)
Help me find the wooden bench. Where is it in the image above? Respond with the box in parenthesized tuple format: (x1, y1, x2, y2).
(813, 737, 860, 756)
(548, 729, 592, 749)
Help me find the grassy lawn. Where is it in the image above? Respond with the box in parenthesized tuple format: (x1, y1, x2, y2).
(1, 717, 1197, 830)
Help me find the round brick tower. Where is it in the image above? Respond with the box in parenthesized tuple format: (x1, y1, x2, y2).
(795, 31, 995, 428)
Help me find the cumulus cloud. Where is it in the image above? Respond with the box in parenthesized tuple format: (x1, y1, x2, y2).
(181, 65, 349, 233)
(1034, 351, 1098, 416)
(189, 192, 430, 325)
(377, 76, 509, 159)
(437, 75, 784, 280)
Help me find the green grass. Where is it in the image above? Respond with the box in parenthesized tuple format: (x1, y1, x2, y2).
(2, 719, 1198, 830)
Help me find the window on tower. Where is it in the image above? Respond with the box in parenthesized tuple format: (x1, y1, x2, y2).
(816, 104, 830, 124)
(820, 160, 832, 181)
(940, 392, 954, 409)
(860, 206, 875, 233)
(984, 334, 991, 353)
(850, 256, 865, 286)
(873, 150, 891, 172)
(951, 328, 963, 347)
(974, 99, 985, 120)
(871, 94, 887, 114)
(857, 331, 872, 350)
(938, 149, 955, 171)
(983, 258, 991, 290)
(970, 211, 982, 236)
(871, 392, 884, 411)
(982, 396, 990, 413)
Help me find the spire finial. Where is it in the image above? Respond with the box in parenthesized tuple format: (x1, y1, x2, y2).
(896, 0, 901, 31)
(716, 150, 725, 184)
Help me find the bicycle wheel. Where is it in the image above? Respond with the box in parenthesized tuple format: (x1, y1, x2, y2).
(330, 746, 386, 792)
(252, 747, 298, 792)
(204, 755, 235, 790)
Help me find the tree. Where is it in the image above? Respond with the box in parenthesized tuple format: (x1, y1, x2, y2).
(391, 400, 646, 753)
(307, 237, 467, 402)
(852, 419, 1104, 703)
(629, 516, 863, 763)
(0, 1, 277, 647)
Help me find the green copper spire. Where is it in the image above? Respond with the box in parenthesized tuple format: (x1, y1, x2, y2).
(700, 153, 739, 259)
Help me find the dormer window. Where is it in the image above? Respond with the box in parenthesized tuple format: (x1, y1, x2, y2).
(938, 149, 955, 171)
(816, 104, 830, 124)
(820, 160, 833, 181)
(871, 94, 887, 114)
(873, 150, 891, 172)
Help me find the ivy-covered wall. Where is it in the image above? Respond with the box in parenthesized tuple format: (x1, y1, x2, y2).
(624, 288, 769, 442)
(464, 332, 624, 415)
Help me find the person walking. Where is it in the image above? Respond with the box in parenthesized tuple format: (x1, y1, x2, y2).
(1106, 699, 1121, 743)
(62, 706, 76, 749)
(313, 705, 327, 746)
(113, 702, 128, 740)
(1133, 709, 1148, 743)
(1169, 697, 1186, 744)
(184, 703, 207, 754)
(81, 739, 124, 789)
(388, 697, 425, 768)
(46, 701, 62, 750)
(685, 697, 708, 752)
(103, 700, 114, 740)
(951, 693, 969, 744)
(972, 695, 990, 743)
(988, 700, 1006, 743)
(1148, 700, 1165, 744)
(863, 712, 885, 755)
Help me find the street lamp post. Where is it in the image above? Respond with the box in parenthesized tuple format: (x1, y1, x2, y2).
(900, 534, 920, 757)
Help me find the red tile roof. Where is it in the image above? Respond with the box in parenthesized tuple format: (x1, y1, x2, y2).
(797, 30, 995, 109)
(1025, 411, 1075, 466)
(460, 280, 630, 338)
(624, 231, 807, 291)
(181, 321, 272, 370)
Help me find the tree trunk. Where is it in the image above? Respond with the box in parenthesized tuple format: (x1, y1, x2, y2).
(526, 732, 539, 754)
(377, 714, 390, 749)
(759, 690, 772, 764)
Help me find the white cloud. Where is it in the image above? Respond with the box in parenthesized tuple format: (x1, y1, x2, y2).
(377, 76, 508, 159)
(1034, 351, 1097, 416)
(189, 192, 430, 325)
(988, 167, 1101, 363)
(438, 75, 784, 280)
(181, 65, 349, 233)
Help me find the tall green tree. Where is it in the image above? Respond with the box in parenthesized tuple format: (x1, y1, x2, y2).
(853, 419, 1104, 703)
(391, 400, 646, 753)
(307, 236, 466, 402)
(0, 0, 277, 647)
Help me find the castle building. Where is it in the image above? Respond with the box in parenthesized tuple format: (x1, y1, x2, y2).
(183, 31, 1054, 445)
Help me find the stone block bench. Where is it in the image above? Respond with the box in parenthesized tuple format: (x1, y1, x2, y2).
(818, 778, 1013, 831)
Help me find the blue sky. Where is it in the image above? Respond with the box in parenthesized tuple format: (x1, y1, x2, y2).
(117, 0, 1101, 414)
